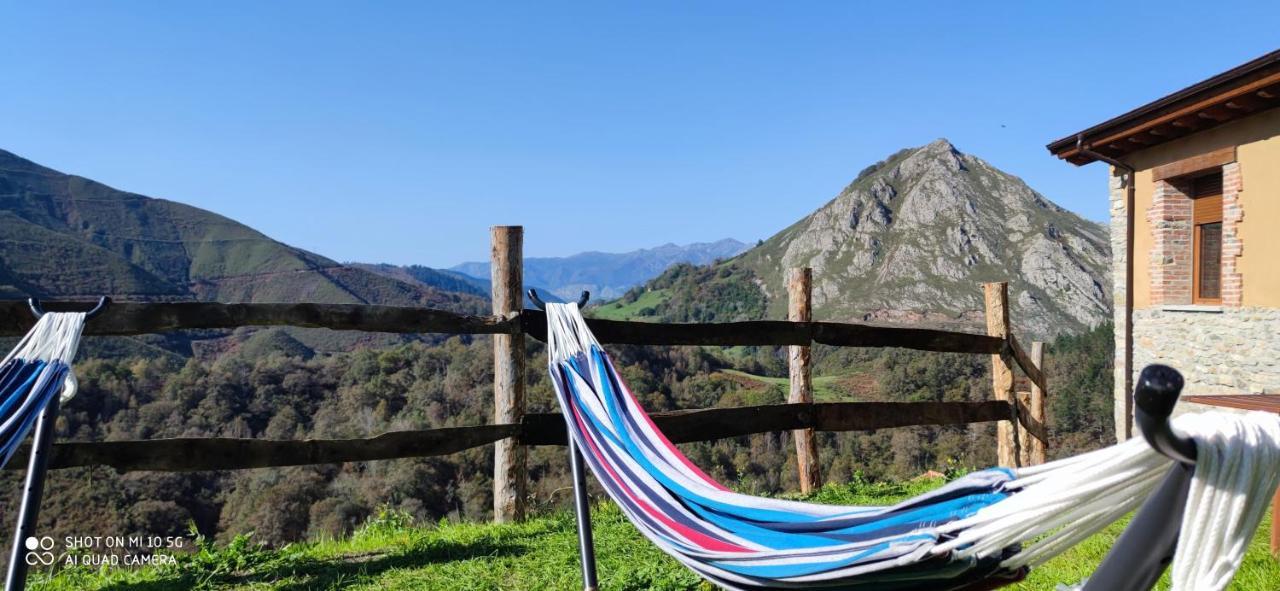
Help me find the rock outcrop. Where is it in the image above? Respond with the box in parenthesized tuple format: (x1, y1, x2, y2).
(736, 139, 1110, 338)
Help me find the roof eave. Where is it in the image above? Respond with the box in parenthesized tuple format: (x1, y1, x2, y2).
(1047, 49, 1280, 166)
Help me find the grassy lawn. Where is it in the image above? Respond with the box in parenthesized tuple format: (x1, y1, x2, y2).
(589, 290, 671, 321)
(719, 369, 870, 402)
(34, 477, 1279, 590)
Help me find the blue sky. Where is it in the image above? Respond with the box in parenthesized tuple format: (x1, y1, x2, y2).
(3, 2, 1277, 266)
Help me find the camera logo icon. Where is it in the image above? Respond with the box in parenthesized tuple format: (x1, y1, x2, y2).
(24, 536, 55, 566)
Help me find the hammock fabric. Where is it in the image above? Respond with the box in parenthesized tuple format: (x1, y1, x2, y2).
(0, 312, 86, 468)
(542, 303, 1280, 591)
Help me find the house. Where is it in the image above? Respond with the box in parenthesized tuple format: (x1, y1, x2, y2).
(1048, 49, 1280, 442)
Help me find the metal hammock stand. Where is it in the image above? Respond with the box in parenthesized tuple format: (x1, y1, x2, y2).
(528, 289, 599, 591)
(5, 296, 109, 591)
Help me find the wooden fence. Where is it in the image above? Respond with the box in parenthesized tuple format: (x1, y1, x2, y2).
(0, 225, 1050, 523)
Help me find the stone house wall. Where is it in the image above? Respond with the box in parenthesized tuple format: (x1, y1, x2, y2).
(1133, 308, 1280, 397)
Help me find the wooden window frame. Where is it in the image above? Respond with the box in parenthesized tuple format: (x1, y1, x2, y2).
(1190, 174, 1224, 305)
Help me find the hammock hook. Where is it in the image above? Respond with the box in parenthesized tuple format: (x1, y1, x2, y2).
(527, 289, 590, 311)
(1133, 364, 1197, 465)
(26, 296, 111, 320)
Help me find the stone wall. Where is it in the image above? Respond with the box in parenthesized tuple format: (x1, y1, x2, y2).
(1133, 307, 1280, 397)
(1108, 171, 1132, 441)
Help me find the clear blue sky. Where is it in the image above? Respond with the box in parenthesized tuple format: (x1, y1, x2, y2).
(3, 2, 1277, 266)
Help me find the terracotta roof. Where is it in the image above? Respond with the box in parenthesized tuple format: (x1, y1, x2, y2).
(1047, 49, 1280, 165)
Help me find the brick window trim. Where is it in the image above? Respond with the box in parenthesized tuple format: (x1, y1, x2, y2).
(1147, 155, 1243, 308)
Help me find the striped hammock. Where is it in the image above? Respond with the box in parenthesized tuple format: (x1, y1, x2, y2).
(543, 302, 1277, 591)
(0, 312, 86, 468)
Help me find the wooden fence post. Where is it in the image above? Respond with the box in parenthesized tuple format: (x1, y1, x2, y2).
(1015, 390, 1032, 467)
(983, 282, 1020, 468)
(1028, 341, 1047, 465)
(492, 226, 526, 522)
(787, 268, 822, 493)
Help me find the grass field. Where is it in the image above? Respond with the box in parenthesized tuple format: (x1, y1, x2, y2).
(35, 477, 1279, 590)
(719, 369, 873, 402)
(589, 289, 671, 321)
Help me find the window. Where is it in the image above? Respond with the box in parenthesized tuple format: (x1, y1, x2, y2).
(1191, 172, 1223, 304)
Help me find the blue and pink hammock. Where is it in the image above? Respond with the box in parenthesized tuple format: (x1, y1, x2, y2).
(543, 302, 1280, 591)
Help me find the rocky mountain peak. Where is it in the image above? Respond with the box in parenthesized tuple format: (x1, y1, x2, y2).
(736, 140, 1110, 338)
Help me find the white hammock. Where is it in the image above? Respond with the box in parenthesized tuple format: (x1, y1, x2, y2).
(544, 302, 1280, 590)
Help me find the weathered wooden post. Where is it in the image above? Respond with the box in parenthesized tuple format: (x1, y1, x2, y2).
(983, 282, 1020, 468)
(1028, 341, 1047, 465)
(788, 268, 822, 493)
(1015, 390, 1033, 467)
(492, 226, 526, 522)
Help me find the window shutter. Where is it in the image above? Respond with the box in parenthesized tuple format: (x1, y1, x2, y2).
(1192, 172, 1223, 225)
(1191, 172, 1223, 198)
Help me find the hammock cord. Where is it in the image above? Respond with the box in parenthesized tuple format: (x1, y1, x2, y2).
(0, 312, 86, 468)
(1172, 410, 1280, 590)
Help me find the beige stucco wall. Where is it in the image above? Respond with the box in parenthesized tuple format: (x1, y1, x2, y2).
(1125, 108, 1280, 309)
(1237, 131, 1280, 306)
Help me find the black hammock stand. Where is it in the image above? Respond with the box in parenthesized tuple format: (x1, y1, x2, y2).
(5, 297, 108, 591)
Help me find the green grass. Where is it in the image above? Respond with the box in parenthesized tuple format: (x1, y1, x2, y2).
(719, 369, 866, 402)
(34, 479, 1280, 590)
(590, 289, 671, 321)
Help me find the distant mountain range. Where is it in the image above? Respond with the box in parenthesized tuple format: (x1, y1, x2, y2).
(597, 139, 1111, 339)
(446, 239, 750, 301)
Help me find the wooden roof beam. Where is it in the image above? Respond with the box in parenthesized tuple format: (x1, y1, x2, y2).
(1225, 94, 1267, 111)
(1197, 106, 1234, 121)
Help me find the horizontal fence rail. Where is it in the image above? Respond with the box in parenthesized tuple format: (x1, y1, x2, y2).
(0, 301, 519, 337)
(7, 400, 1034, 473)
(0, 301, 1007, 356)
(0, 299, 1045, 401)
(520, 311, 1004, 354)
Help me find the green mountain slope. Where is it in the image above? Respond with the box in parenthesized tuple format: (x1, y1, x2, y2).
(348, 263, 488, 298)
(0, 148, 483, 313)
